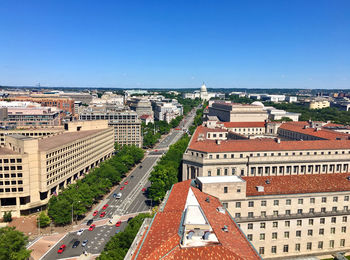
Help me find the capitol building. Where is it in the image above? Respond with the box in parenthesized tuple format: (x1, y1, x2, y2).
(182, 83, 224, 101)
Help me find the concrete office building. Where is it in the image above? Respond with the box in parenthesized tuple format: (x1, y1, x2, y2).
(0, 121, 114, 217)
(79, 110, 142, 148)
(195, 173, 350, 259)
(209, 102, 269, 122)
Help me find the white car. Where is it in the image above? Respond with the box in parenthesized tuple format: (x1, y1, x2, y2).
(76, 229, 84, 236)
(116, 192, 122, 199)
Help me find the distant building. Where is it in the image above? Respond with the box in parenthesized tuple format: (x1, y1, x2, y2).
(153, 101, 183, 123)
(309, 100, 330, 109)
(182, 83, 222, 101)
(129, 99, 153, 118)
(286, 96, 297, 103)
(139, 114, 154, 125)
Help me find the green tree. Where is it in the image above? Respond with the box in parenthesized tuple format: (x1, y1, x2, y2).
(3, 211, 12, 222)
(37, 212, 51, 228)
(0, 227, 32, 260)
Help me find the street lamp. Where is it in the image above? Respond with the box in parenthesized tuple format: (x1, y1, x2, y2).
(37, 208, 41, 236)
(72, 201, 81, 225)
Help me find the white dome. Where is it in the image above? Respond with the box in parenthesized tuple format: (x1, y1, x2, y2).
(251, 101, 264, 107)
(200, 84, 207, 92)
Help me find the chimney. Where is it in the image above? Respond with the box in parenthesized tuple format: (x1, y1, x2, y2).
(275, 138, 281, 144)
(216, 140, 221, 145)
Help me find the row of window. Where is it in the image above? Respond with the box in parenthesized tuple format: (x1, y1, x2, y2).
(0, 159, 22, 163)
(258, 239, 346, 255)
(0, 166, 23, 171)
(0, 173, 23, 178)
(0, 187, 23, 193)
(0, 180, 23, 185)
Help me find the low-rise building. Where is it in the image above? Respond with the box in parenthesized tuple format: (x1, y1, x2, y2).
(309, 100, 330, 109)
(0, 120, 114, 217)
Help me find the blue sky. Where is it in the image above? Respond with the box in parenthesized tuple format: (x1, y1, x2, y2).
(0, 0, 349, 89)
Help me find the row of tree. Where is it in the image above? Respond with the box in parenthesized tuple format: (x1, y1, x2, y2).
(148, 135, 190, 202)
(265, 102, 350, 125)
(97, 213, 152, 260)
(47, 145, 144, 225)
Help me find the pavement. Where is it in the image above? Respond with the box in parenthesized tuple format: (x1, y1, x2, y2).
(34, 108, 197, 260)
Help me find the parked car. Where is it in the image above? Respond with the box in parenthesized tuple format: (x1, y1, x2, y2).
(142, 188, 147, 192)
(127, 217, 133, 223)
(81, 240, 88, 247)
(57, 244, 66, 254)
(113, 193, 117, 198)
(93, 210, 98, 216)
(124, 181, 128, 185)
(116, 193, 122, 199)
(72, 240, 80, 248)
(76, 229, 84, 236)
(120, 186, 125, 190)
(86, 219, 93, 226)
(100, 212, 106, 218)
(102, 204, 109, 210)
(116, 220, 122, 227)
(88, 224, 96, 231)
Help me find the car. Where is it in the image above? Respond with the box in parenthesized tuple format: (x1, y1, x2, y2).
(72, 240, 80, 248)
(116, 193, 122, 199)
(131, 175, 134, 178)
(139, 165, 143, 168)
(120, 186, 125, 190)
(142, 188, 147, 192)
(86, 219, 93, 226)
(88, 224, 96, 231)
(57, 244, 66, 254)
(93, 210, 98, 216)
(81, 240, 88, 247)
(124, 181, 128, 185)
(154, 149, 158, 152)
(113, 193, 117, 198)
(100, 212, 106, 218)
(76, 229, 84, 236)
(102, 204, 109, 210)
(116, 220, 122, 227)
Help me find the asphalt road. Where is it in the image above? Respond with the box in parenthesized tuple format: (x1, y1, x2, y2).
(43, 108, 197, 260)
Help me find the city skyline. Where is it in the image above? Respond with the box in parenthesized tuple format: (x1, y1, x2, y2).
(1, 0, 350, 89)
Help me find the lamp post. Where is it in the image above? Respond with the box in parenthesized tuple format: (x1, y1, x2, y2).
(72, 201, 80, 225)
(37, 208, 41, 236)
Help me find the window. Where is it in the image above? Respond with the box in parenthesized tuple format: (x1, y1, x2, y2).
(330, 227, 335, 234)
(310, 198, 315, 204)
(307, 242, 312, 250)
(309, 219, 314, 225)
(283, 245, 289, 253)
(248, 201, 254, 207)
(320, 218, 325, 224)
(343, 216, 347, 222)
(224, 168, 228, 175)
(260, 233, 265, 240)
(217, 169, 221, 176)
(271, 246, 277, 254)
(340, 239, 345, 247)
(236, 202, 241, 208)
(223, 202, 228, 208)
(309, 208, 315, 214)
(331, 217, 336, 223)
(272, 232, 277, 239)
(318, 241, 323, 249)
(284, 231, 289, 238)
(321, 207, 326, 213)
(248, 223, 253, 229)
(345, 196, 349, 201)
(235, 213, 241, 218)
(208, 170, 211, 176)
(273, 221, 278, 228)
(295, 243, 300, 252)
(322, 197, 327, 203)
(261, 200, 266, 206)
(298, 198, 303, 204)
(259, 247, 264, 255)
(273, 211, 279, 217)
(285, 221, 290, 227)
(330, 240, 334, 248)
(286, 199, 291, 205)
(297, 220, 302, 226)
(247, 234, 253, 241)
(285, 210, 291, 215)
(342, 226, 346, 233)
(261, 211, 266, 217)
(333, 196, 338, 202)
(296, 230, 301, 237)
(273, 200, 279, 206)
(308, 229, 313, 236)
(260, 222, 266, 229)
(297, 209, 303, 214)
(224, 187, 228, 193)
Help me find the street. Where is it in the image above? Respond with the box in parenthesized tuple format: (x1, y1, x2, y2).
(42, 108, 197, 260)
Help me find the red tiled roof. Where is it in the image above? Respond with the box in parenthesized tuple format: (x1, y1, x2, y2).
(134, 180, 260, 260)
(223, 122, 265, 128)
(279, 122, 350, 140)
(243, 173, 350, 196)
(188, 125, 350, 152)
(140, 114, 152, 119)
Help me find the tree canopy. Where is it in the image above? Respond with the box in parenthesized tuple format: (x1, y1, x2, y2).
(0, 227, 31, 260)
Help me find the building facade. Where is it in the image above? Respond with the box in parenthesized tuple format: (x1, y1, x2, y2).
(0, 121, 114, 217)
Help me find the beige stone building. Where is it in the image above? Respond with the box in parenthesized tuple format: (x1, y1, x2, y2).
(0, 121, 114, 217)
(195, 173, 350, 259)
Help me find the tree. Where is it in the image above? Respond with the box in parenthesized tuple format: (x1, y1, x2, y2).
(37, 212, 51, 228)
(0, 227, 32, 260)
(3, 211, 12, 222)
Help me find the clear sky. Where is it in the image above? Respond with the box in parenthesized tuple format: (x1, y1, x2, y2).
(0, 0, 349, 89)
